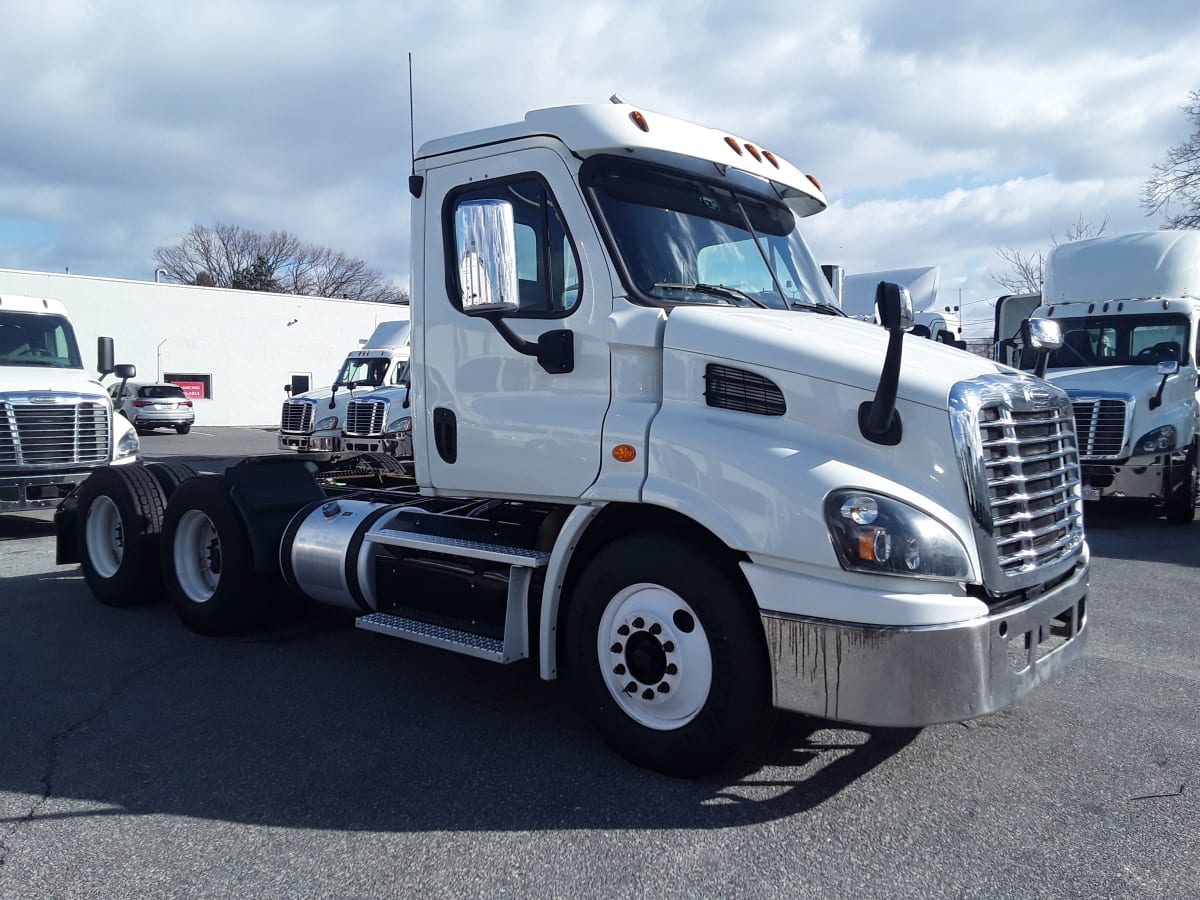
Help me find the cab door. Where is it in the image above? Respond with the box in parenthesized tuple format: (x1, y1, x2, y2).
(418, 146, 612, 499)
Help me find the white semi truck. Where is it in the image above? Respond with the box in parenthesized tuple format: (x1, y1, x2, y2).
(994, 231, 1200, 523)
(841, 266, 962, 343)
(1, 293, 140, 511)
(278, 319, 410, 453)
(56, 100, 1089, 776)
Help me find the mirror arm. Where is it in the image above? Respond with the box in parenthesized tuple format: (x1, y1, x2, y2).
(484, 314, 574, 375)
(1150, 374, 1169, 410)
(859, 329, 904, 445)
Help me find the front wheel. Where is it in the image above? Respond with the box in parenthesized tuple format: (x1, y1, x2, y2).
(1164, 444, 1198, 524)
(568, 533, 769, 777)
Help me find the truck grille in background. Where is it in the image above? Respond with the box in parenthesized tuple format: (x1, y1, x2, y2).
(280, 400, 315, 433)
(344, 398, 388, 436)
(1070, 398, 1127, 459)
(0, 400, 110, 468)
(704, 364, 786, 416)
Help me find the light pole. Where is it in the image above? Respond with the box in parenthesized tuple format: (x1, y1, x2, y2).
(157, 338, 168, 382)
(154, 268, 168, 283)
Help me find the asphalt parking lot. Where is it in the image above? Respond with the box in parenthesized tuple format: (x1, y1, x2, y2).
(1, 430, 1198, 898)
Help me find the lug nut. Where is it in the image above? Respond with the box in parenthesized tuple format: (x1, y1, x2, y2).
(657, 682, 670, 694)
(642, 689, 654, 700)
(610, 642, 623, 654)
(649, 622, 662, 635)
(663, 641, 674, 653)
(617, 624, 630, 636)
(613, 664, 626, 675)
(666, 663, 677, 675)
(632, 617, 645, 629)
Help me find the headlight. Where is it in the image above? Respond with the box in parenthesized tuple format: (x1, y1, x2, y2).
(116, 430, 140, 459)
(386, 417, 412, 433)
(314, 416, 339, 431)
(1132, 424, 1176, 456)
(824, 490, 971, 581)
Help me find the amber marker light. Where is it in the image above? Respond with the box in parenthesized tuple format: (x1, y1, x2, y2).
(806, 174, 823, 192)
(761, 150, 780, 169)
(629, 110, 650, 132)
(612, 444, 637, 462)
(744, 143, 763, 162)
(724, 136, 744, 155)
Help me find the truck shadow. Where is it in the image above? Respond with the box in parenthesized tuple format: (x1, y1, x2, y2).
(1082, 503, 1200, 565)
(0, 568, 918, 833)
(0, 512, 56, 542)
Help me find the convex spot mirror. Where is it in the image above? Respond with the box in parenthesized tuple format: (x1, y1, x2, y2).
(1157, 360, 1180, 376)
(455, 199, 521, 315)
(113, 363, 136, 380)
(875, 282, 914, 332)
(1021, 318, 1063, 353)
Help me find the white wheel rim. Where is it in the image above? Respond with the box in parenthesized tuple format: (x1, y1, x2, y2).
(174, 509, 221, 603)
(84, 495, 124, 578)
(597, 582, 712, 731)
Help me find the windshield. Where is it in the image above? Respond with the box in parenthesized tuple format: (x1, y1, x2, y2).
(1018, 314, 1192, 370)
(0, 311, 83, 368)
(584, 156, 839, 312)
(335, 356, 391, 387)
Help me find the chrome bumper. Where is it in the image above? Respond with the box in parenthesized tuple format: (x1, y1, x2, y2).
(278, 433, 341, 452)
(1081, 460, 1166, 501)
(761, 561, 1089, 727)
(340, 434, 413, 458)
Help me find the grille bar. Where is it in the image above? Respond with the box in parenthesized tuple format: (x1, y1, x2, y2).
(344, 398, 388, 436)
(1071, 398, 1127, 459)
(280, 400, 316, 433)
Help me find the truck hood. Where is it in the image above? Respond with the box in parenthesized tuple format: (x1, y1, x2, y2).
(0, 366, 107, 399)
(1046, 365, 1168, 398)
(662, 307, 1004, 410)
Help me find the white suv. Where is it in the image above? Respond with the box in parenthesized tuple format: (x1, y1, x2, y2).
(110, 381, 196, 434)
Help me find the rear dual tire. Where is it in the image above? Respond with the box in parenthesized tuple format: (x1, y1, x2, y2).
(77, 465, 167, 606)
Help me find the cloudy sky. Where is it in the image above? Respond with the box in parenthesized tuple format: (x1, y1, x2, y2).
(2, 0, 1197, 337)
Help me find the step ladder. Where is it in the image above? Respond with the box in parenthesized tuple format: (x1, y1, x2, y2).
(356, 526, 550, 663)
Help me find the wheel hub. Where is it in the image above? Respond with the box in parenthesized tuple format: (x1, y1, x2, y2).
(623, 630, 668, 686)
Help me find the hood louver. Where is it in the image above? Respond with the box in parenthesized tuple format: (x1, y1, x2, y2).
(704, 364, 786, 416)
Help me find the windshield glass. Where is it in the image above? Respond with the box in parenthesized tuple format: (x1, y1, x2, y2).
(335, 356, 390, 387)
(584, 156, 839, 312)
(0, 311, 83, 368)
(1018, 314, 1192, 370)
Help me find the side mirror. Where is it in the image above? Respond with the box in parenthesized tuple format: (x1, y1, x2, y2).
(284, 384, 293, 396)
(454, 199, 521, 315)
(876, 282, 914, 332)
(1157, 360, 1180, 376)
(113, 363, 136, 380)
(1021, 318, 1063, 353)
(97, 336, 115, 376)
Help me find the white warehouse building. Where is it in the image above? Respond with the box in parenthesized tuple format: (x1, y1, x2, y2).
(0, 267, 406, 426)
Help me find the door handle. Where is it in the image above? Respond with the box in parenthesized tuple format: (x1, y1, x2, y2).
(434, 407, 457, 464)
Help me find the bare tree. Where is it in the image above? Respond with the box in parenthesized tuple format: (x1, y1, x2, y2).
(154, 224, 409, 304)
(990, 215, 1110, 294)
(1142, 90, 1200, 229)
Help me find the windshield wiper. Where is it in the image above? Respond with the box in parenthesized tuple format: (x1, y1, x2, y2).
(2, 359, 59, 367)
(790, 300, 846, 317)
(653, 282, 768, 309)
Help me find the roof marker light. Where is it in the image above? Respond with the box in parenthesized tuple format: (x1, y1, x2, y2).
(761, 150, 780, 169)
(744, 143, 763, 162)
(724, 137, 744, 155)
(629, 110, 649, 132)
(806, 174, 823, 192)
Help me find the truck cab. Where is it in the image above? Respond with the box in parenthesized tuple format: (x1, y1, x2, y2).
(278, 319, 410, 453)
(995, 232, 1200, 522)
(1, 293, 139, 510)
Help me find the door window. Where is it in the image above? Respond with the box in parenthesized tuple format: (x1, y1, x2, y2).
(446, 175, 582, 318)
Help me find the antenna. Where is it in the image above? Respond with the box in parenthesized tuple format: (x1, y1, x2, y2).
(407, 53, 423, 198)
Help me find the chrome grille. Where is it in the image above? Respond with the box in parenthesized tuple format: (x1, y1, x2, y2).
(280, 400, 315, 433)
(0, 399, 110, 469)
(951, 377, 1085, 592)
(344, 398, 388, 436)
(1070, 398, 1127, 459)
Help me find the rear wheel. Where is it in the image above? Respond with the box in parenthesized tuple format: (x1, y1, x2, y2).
(175, 424, 192, 435)
(76, 465, 167, 606)
(161, 475, 263, 635)
(144, 461, 199, 499)
(568, 533, 770, 777)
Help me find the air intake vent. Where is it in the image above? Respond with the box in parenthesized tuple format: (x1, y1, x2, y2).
(704, 365, 785, 416)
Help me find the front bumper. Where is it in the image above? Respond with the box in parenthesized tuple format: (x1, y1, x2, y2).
(340, 433, 413, 459)
(1080, 459, 1166, 501)
(278, 433, 341, 452)
(1, 470, 96, 511)
(759, 560, 1089, 727)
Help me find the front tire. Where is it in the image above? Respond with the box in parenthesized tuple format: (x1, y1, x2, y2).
(161, 475, 263, 635)
(568, 533, 769, 777)
(1164, 443, 1198, 524)
(76, 465, 167, 606)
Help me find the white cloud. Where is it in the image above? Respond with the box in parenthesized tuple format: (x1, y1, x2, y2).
(0, 0, 1196, 315)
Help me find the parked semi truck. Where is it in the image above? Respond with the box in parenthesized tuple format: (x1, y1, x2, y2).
(841, 266, 962, 343)
(56, 100, 1090, 775)
(278, 319, 410, 453)
(994, 231, 1200, 522)
(1, 293, 140, 511)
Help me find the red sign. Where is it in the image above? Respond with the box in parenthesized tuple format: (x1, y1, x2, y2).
(172, 381, 206, 400)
